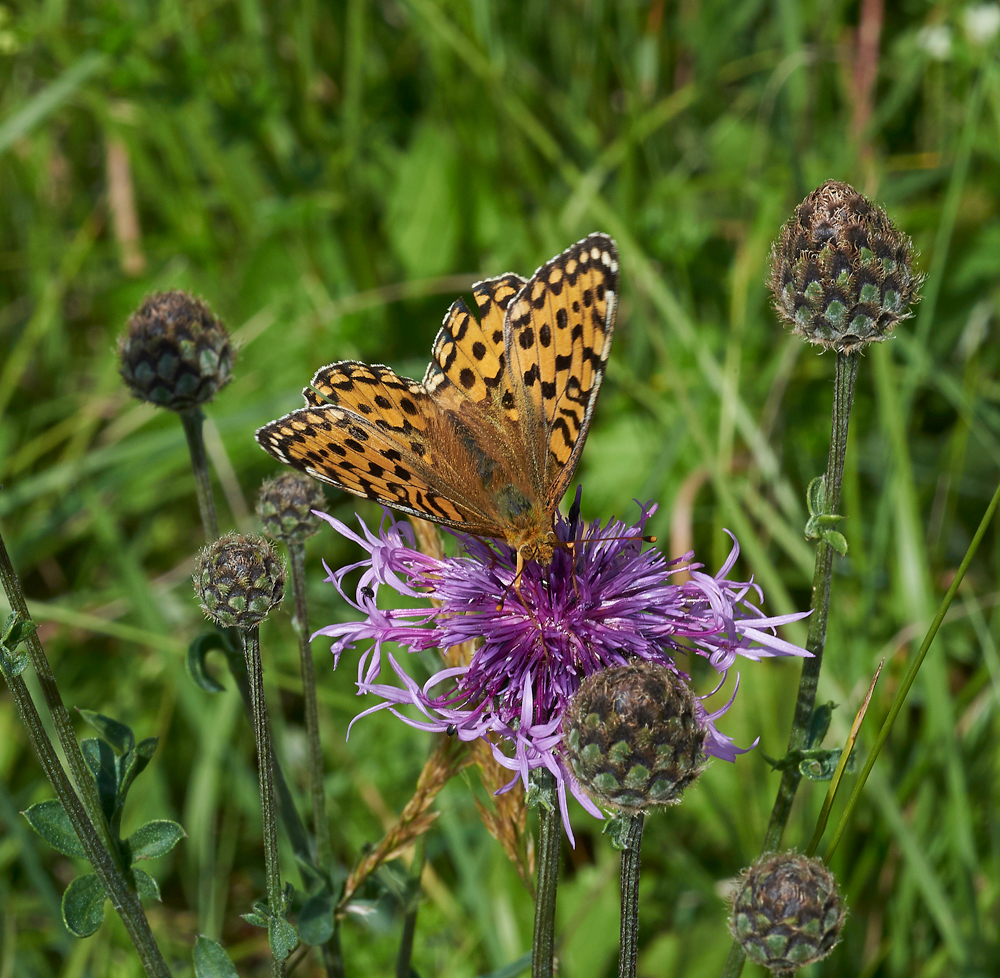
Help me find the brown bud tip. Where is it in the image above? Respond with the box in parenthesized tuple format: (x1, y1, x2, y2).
(256, 473, 326, 544)
(730, 852, 846, 972)
(769, 180, 920, 353)
(194, 533, 285, 629)
(119, 290, 233, 411)
(561, 661, 709, 811)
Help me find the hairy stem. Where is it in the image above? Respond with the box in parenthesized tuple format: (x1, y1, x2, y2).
(288, 540, 344, 978)
(243, 625, 285, 978)
(0, 529, 115, 854)
(531, 770, 560, 978)
(0, 529, 171, 977)
(721, 351, 859, 978)
(222, 637, 314, 865)
(180, 408, 220, 540)
(288, 542, 331, 865)
(618, 813, 645, 978)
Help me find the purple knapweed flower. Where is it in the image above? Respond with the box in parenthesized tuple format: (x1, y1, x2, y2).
(314, 493, 810, 839)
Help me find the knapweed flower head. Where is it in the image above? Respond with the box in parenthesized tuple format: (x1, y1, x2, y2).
(315, 494, 809, 837)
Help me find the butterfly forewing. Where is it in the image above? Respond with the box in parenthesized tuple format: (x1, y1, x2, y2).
(257, 364, 500, 532)
(503, 233, 619, 506)
(423, 273, 526, 414)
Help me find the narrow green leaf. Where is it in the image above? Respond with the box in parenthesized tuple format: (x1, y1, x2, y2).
(297, 890, 334, 946)
(268, 915, 298, 962)
(242, 910, 269, 929)
(132, 868, 161, 901)
(62, 873, 107, 938)
(0, 52, 107, 154)
(187, 632, 227, 693)
(22, 800, 87, 858)
(193, 936, 240, 978)
(126, 820, 186, 862)
(78, 710, 135, 754)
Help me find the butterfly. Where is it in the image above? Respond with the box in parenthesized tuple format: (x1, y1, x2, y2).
(255, 233, 619, 577)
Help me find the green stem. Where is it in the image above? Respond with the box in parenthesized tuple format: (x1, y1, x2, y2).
(0, 528, 114, 855)
(395, 834, 427, 978)
(221, 637, 315, 866)
(824, 478, 1000, 862)
(180, 408, 220, 540)
(3, 671, 173, 977)
(288, 540, 344, 978)
(242, 625, 285, 978)
(618, 813, 645, 978)
(531, 770, 561, 978)
(720, 350, 859, 978)
(288, 542, 331, 866)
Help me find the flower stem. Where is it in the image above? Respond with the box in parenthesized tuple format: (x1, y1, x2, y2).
(288, 540, 345, 978)
(764, 351, 859, 846)
(396, 834, 427, 978)
(221, 638, 315, 865)
(0, 530, 172, 977)
(618, 812, 645, 978)
(0, 529, 114, 851)
(531, 770, 561, 978)
(288, 541, 331, 866)
(720, 350, 859, 978)
(180, 407, 220, 540)
(242, 625, 286, 978)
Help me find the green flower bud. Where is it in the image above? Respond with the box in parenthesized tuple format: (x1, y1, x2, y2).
(256, 473, 326, 544)
(769, 180, 920, 352)
(730, 852, 846, 973)
(194, 533, 285, 629)
(561, 662, 709, 811)
(119, 290, 233, 411)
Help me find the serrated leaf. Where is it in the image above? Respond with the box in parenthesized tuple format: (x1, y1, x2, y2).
(132, 867, 161, 901)
(298, 890, 334, 946)
(23, 800, 87, 858)
(62, 873, 107, 937)
(822, 529, 849, 555)
(187, 632, 227, 693)
(78, 710, 134, 754)
(268, 915, 298, 962)
(193, 936, 240, 978)
(126, 820, 186, 862)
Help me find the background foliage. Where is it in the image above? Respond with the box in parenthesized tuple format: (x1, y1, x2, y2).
(1, 0, 999, 975)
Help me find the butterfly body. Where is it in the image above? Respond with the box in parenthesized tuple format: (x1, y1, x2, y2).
(256, 233, 619, 572)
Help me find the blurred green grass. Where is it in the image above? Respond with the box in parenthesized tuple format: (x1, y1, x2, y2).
(1, 1, 999, 975)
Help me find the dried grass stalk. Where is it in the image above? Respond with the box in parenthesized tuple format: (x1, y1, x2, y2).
(340, 734, 471, 907)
